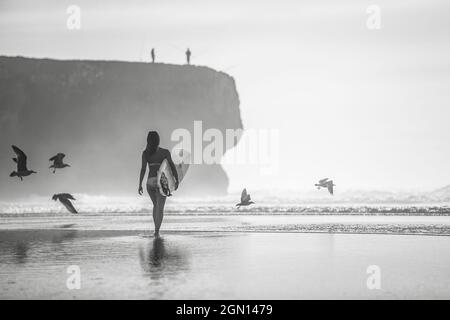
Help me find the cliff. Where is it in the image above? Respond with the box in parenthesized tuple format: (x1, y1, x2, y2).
(0, 56, 242, 198)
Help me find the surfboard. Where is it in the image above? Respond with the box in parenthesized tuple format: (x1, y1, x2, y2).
(157, 149, 190, 197)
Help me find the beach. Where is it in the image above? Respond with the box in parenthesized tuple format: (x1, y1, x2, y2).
(2, 0, 450, 303)
(1, 214, 450, 299)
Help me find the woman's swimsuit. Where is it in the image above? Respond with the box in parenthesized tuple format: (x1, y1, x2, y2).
(146, 163, 159, 188)
(144, 148, 178, 190)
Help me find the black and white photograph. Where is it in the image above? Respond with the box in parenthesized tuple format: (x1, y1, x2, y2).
(1, 0, 450, 303)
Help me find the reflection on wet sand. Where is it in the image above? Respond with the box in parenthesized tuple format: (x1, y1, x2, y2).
(1, 229, 449, 299)
(13, 242, 28, 264)
(138, 237, 189, 280)
(58, 224, 77, 229)
(0, 230, 79, 265)
(51, 230, 78, 244)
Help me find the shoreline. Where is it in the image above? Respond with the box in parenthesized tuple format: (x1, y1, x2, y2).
(1, 228, 450, 237)
(1, 214, 450, 236)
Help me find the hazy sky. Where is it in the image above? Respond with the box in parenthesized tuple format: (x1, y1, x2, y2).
(1, 0, 450, 192)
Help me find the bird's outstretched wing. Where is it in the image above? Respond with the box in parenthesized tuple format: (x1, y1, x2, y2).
(60, 193, 76, 200)
(60, 198, 78, 214)
(319, 178, 329, 184)
(241, 188, 248, 202)
(12, 145, 26, 158)
(50, 153, 65, 164)
(327, 183, 334, 195)
(12, 145, 28, 171)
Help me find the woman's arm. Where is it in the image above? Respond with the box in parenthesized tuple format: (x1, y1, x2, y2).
(166, 151, 179, 189)
(138, 152, 146, 195)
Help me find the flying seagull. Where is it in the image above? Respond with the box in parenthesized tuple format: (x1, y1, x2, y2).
(52, 193, 78, 214)
(49, 153, 70, 173)
(315, 178, 335, 195)
(326, 180, 335, 195)
(10, 145, 37, 181)
(315, 178, 329, 189)
(236, 188, 255, 207)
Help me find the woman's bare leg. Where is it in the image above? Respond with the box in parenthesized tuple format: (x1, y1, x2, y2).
(154, 193, 166, 237)
(147, 185, 158, 234)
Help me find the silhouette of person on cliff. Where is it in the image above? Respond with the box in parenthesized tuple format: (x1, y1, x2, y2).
(151, 48, 155, 63)
(186, 48, 191, 65)
(138, 131, 179, 238)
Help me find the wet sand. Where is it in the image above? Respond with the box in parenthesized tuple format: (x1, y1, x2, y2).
(1, 214, 450, 235)
(1, 226, 450, 299)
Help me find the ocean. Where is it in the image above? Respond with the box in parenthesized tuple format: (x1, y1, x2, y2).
(1, 195, 449, 235)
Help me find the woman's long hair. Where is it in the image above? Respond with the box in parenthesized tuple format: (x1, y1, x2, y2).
(145, 131, 160, 157)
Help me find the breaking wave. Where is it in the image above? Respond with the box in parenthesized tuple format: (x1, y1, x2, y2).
(0, 198, 449, 217)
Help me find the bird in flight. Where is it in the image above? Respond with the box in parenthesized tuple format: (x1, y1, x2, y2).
(49, 153, 70, 173)
(315, 178, 335, 195)
(52, 193, 78, 214)
(236, 188, 255, 207)
(10, 145, 37, 181)
(315, 178, 330, 188)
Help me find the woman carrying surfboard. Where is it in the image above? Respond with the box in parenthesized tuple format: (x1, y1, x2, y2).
(138, 131, 178, 237)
